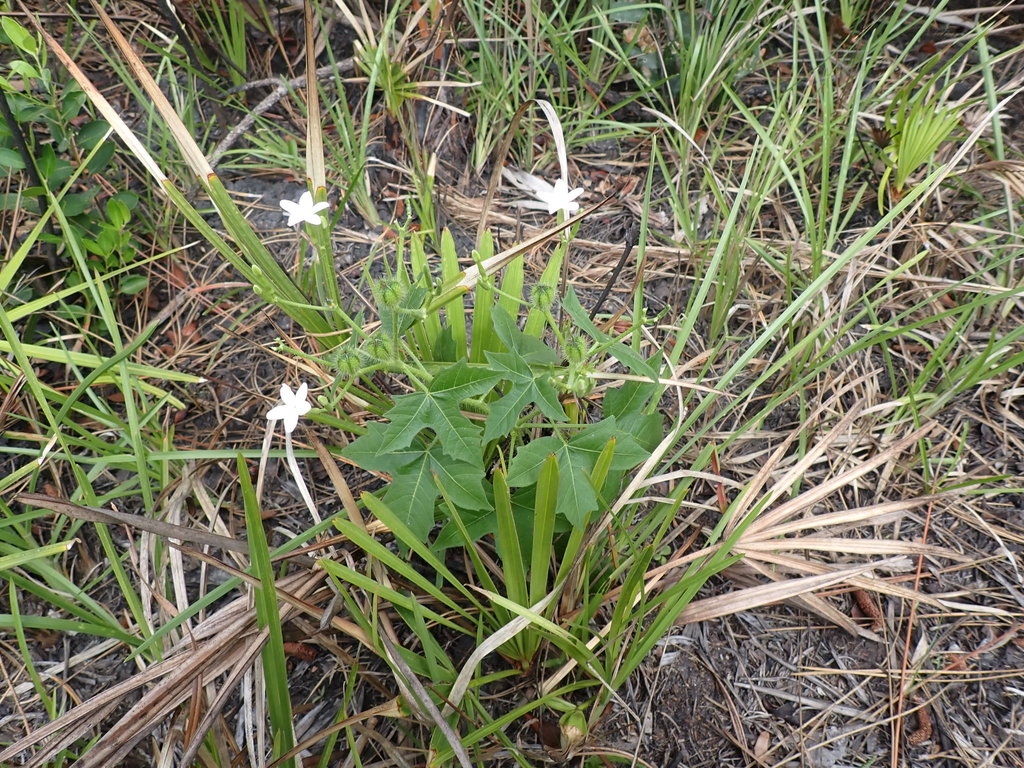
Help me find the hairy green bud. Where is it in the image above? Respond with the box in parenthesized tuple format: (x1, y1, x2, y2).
(331, 346, 363, 376)
(362, 334, 392, 362)
(563, 334, 587, 364)
(562, 368, 595, 398)
(376, 277, 405, 309)
(530, 283, 556, 313)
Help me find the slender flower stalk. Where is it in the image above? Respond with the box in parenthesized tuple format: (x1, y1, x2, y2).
(264, 382, 321, 524)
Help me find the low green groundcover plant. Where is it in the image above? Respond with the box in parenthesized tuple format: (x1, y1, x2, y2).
(1, 3, 1004, 766)
(7, 7, 723, 763)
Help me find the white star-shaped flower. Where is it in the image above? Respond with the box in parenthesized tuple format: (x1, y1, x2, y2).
(280, 191, 330, 227)
(266, 382, 312, 434)
(501, 168, 584, 216)
(544, 177, 584, 215)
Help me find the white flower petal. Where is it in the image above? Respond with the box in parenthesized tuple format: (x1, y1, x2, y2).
(292, 384, 311, 414)
(543, 178, 584, 215)
(266, 403, 290, 421)
(283, 410, 299, 434)
(503, 167, 583, 217)
(280, 191, 331, 227)
(267, 381, 312, 434)
(501, 167, 554, 197)
(280, 200, 302, 227)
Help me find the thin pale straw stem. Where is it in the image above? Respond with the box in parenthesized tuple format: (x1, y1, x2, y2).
(284, 432, 322, 526)
(536, 99, 569, 183)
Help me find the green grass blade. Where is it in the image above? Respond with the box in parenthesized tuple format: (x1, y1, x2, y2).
(469, 233, 496, 363)
(529, 453, 558, 609)
(440, 228, 467, 357)
(0, 539, 77, 570)
(338, 496, 481, 617)
(318, 558, 466, 634)
(237, 454, 295, 766)
(8, 581, 55, 719)
(498, 253, 525, 322)
(493, 468, 526, 607)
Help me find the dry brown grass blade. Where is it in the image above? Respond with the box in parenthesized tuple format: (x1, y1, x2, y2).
(0, 563, 325, 767)
(177, 632, 267, 768)
(303, 0, 326, 190)
(72, 630, 268, 768)
(676, 559, 904, 626)
(741, 495, 946, 541)
(455, 195, 612, 293)
(17, 492, 249, 553)
(25, 6, 166, 185)
(311, 434, 365, 528)
(705, 417, 958, 634)
(627, 496, 948, 594)
(0, 692, 121, 765)
(86, 0, 216, 181)
(744, 420, 937, 538)
(80, 571, 324, 767)
(0, 611, 253, 765)
(476, 98, 533, 246)
(724, 374, 874, 536)
(730, 548, 948, 608)
(178, 545, 373, 646)
(963, 159, 1024, 197)
(0, 373, 26, 431)
(737, 536, 957, 559)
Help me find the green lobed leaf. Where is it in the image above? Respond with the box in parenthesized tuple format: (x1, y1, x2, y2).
(506, 418, 648, 526)
(430, 358, 504, 400)
(491, 305, 559, 364)
(483, 350, 566, 441)
(339, 420, 421, 473)
(381, 456, 441, 542)
(373, 361, 499, 463)
(429, 452, 489, 510)
(569, 418, 649, 470)
(342, 419, 488, 543)
(604, 380, 656, 418)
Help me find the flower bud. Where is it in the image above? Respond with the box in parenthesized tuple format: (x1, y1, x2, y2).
(559, 708, 588, 751)
(563, 368, 594, 398)
(530, 283, 556, 313)
(376, 277, 405, 308)
(362, 334, 391, 362)
(331, 346, 363, 375)
(563, 334, 586, 364)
